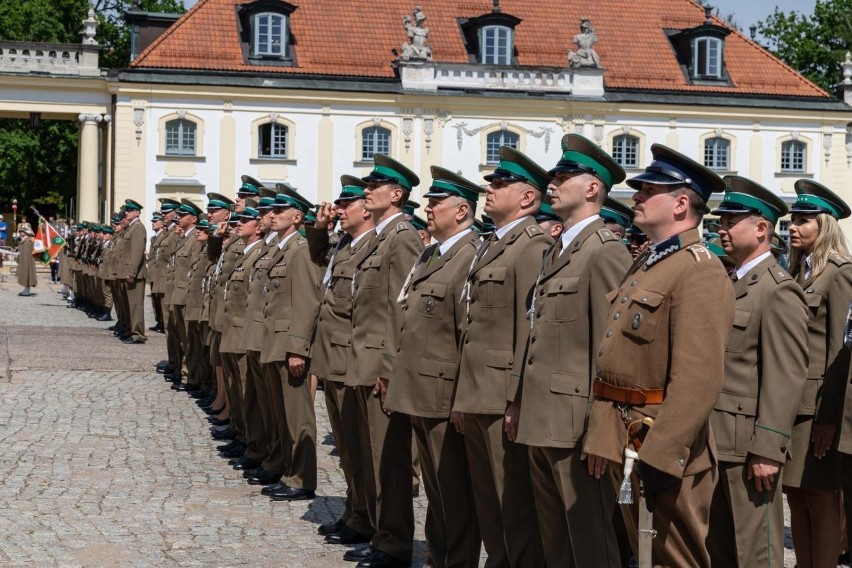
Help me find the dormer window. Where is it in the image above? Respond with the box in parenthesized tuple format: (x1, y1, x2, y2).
(480, 25, 513, 65)
(666, 7, 731, 84)
(693, 36, 722, 79)
(237, 0, 297, 65)
(254, 13, 286, 57)
(459, 7, 521, 65)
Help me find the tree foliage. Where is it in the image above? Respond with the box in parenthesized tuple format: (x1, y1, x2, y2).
(757, 0, 852, 93)
(0, 0, 184, 220)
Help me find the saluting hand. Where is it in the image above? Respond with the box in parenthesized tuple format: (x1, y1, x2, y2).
(747, 455, 780, 492)
(288, 354, 306, 378)
(315, 202, 337, 230)
(503, 401, 520, 442)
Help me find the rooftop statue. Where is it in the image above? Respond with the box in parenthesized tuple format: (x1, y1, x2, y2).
(401, 6, 432, 62)
(568, 19, 601, 68)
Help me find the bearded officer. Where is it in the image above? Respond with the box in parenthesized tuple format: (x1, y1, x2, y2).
(510, 134, 630, 568)
(583, 144, 734, 567)
(705, 176, 808, 566)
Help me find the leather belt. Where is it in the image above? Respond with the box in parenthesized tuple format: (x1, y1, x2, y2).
(593, 378, 665, 406)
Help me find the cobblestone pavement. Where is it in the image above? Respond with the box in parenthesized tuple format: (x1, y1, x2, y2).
(0, 280, 821, 567)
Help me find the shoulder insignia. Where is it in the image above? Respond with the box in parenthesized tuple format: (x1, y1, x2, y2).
(829, 254, 851, 266)
(687, 243, 713, 262)
(297, 237, 307, 246)
(396, 222, 410, 233)
(771, 264, 792, 283)
(525, 224, 544, 238)
(597, 228, 618, 243)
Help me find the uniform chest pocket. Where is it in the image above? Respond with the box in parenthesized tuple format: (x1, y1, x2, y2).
(416, 282, 448, 319)
(477, 267, 508, 308)
(726, 309, 752, 353)
(621, 289, 664, 344)
(332, 266, 355, 299)
(545, 276, 580, 322)
(229, 271, 246, 293)
(267, 264, 288, 292)
(359, 254, 383, 289)
(805, 292, 823, 323)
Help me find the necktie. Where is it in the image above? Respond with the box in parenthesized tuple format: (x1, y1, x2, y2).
(426, 246, 441, 268)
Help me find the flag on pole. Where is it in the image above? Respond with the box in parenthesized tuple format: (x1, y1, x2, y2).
(33, 216, 66, 264)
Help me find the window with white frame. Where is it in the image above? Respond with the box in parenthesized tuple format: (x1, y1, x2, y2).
(781, 140, 806, 173)
(704, 137, 730, 171)
(165, 119, 196, 156)
(611, 134, 639, 169)
(258, 123, 288, 158)
(361, 126, 391, 161)
(479, 25, 513, 65)
(486, 130, 519, 164)
(254, 13, 286, 57)
(693, 36, 722, 79)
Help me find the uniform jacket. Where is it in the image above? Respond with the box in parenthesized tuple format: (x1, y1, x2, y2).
(308, 228, 376, 381)
(584, 229, 735, 478)
(452, 216, 552, 415)
(259, 232, 322, 364)
(147, 229, 167, 287)
(517, 219, 631, 448)
(710, 256, 808, 464)
(346, 214, 424, 387)
(240, 234, 279, 353)
(122, 218, 147, 280)
(153, 229, 178, 297)
(15, 237, 37, 287)
(385, 231, 480, 418)
(790, 255, 852, 434)
(185, 242, 210, 322)
(170, 228, 204, 307)
(210, 234, 245, 333)
(220, 240, 264, 354)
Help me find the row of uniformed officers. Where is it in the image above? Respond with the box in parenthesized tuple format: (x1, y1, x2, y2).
(70, 132, 852, 568)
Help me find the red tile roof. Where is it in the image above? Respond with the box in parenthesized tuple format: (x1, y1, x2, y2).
(131, 0, 829, 99)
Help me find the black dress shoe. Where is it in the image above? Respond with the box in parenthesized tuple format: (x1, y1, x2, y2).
(96, 313, 113, 322)
(356, 549, 410, 568)
(212, 427, 237, 441)
(318, 518, 346, 536)
(326, 526, 373, 546)
(261, 481, 289, 496)
(122, 337, 146, 344)
(163, 373, 180, 382)
(343, 545, 375, 562)
(208, 417, 229, 427)
(218, 446, 245, 459)
(171, 383, 188, 391)
(246, 469, 281, 485)
(188, 389, 207, 399)
(269, 486, 315, 501)
(217, 440, 242, 452)
(232, 457, 261, 471)
(242, 467, 264, 478)
(108, 324, 119, 331)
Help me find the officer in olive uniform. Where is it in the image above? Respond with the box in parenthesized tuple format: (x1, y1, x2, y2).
(583, 144, 734, 567)
(122, 199, 148, 344)
(344, 155, 424, 568)
(600, 197, 635, 240)
(534, 198, 563, 239)
(170, 199, 204, 377)
(513, 135, 630, 568)
(155, 199, 181, 375)
(178, 218, 213, 394)
(148, 213, 167, 332)
(384, 166, 484, 568)
(309, 177, 378, 545)
(706, 176, 809, 567)
(452, 147, 552, 567)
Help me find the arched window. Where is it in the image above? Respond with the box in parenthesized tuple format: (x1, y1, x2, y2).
(486, 130, 519, 164)
(704, 137, 730, 171)
(254, 13, 286, 57)
(361, 126, 391, 161)
(781, 140, 806, 173)
(165, 119, 196, 156)
(693, 36, 723, 79)
(611, 134, 639, 169)
(258, 122, 288, 158)
(479, 25, 513, 65)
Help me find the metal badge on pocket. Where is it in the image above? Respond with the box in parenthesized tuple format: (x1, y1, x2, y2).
(425, 297, 434, 312)
(631, 313, 642, 330)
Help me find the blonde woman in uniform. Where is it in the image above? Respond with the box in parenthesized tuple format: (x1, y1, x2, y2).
(785, 179, 852, 568)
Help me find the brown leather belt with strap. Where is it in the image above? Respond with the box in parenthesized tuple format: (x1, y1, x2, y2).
(593, 378, 665, 406)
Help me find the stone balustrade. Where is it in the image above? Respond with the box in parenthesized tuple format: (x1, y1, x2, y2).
(0, 41, 100, 77)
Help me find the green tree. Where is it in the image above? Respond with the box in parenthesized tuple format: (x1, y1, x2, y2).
(757, 0, 852, 93)
(0, 0, 184, 220)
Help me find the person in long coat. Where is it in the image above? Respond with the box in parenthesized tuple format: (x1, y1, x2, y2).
(16, 228, 37, 296)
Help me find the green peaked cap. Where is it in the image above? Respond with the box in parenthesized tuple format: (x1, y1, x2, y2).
(549, 134, 626, 190)
(274, 183, 314, 214)
(712, 176, 788, 225)
(484, 146, 551, 192)
(791, 179, 851, 219)
(363, 154, 420, 190)
(426, 166, 484, 202)
(600, 197, 634, 227)
(335, 175, 368, 204)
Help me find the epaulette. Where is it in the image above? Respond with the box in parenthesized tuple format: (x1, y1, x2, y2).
(525, 224, 544, 238)
(597, 228, 618, 243)
(396, 222, 410, 233)
(297, 237, 307, 246)
(686, 243, 713, 262)
(828, 254, 851, 267)
(770, 264, 792, 284)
